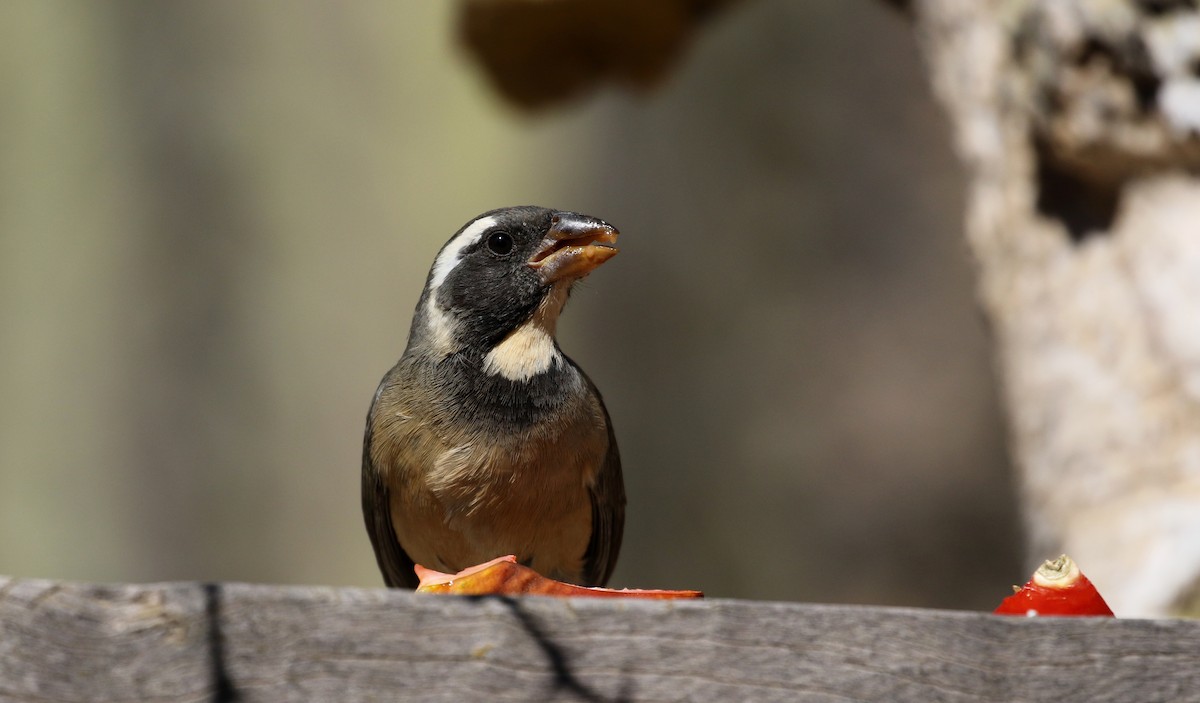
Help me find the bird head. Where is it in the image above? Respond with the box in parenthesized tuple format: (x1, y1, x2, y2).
(410, 206, 619, 380)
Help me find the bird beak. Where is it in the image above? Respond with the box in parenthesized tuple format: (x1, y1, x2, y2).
(528, 213, 619, 284)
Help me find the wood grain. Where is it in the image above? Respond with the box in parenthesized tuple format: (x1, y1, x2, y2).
(1, 575, 1197, 701)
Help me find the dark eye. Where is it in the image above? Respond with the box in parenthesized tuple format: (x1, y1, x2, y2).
(486, 230, 513, 256)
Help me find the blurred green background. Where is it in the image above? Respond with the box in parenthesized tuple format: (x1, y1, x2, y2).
(0, 0, 1020, 607)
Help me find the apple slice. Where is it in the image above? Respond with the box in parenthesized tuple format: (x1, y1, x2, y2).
(415, 556, 703, 599)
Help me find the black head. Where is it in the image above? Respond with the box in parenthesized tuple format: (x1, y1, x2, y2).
(410, 206, 619, 360)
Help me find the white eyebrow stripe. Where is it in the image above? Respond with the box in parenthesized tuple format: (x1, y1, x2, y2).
(428, 215, 497, 290)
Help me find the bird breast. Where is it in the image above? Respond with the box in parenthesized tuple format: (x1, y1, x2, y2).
(372, 373, 608, 579)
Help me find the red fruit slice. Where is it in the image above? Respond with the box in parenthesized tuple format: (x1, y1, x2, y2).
(994, 554, 1114, 617)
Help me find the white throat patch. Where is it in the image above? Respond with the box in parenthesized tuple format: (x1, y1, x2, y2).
(483, 283, 569, 381)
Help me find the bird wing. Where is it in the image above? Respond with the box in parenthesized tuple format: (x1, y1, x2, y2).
(580, 376, 626, 587)
(361, 383, 419, 589)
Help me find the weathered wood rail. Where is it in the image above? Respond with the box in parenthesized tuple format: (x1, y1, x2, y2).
(1, 576, 1197, 702)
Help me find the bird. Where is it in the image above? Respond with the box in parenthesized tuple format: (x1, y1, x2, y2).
(362, 206, 626, 589)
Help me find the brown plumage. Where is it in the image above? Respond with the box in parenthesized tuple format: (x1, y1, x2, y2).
(362, 207, 625, 588)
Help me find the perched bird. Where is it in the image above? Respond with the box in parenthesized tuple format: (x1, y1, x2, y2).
(362, 206, 625, 589)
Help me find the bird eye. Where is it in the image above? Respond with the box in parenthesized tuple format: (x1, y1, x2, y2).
(486, 230, 513, 256)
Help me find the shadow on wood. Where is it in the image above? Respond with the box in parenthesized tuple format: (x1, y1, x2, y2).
(0, 575, 1197, 701)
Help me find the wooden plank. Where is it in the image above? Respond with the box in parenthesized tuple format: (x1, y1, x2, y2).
(0, 578, 212, 702)
(1, 576, 1198, 702)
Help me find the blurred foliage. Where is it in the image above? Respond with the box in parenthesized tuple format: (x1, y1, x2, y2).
(0, 0, 1018, 607)
(459, 0, 744, 109)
